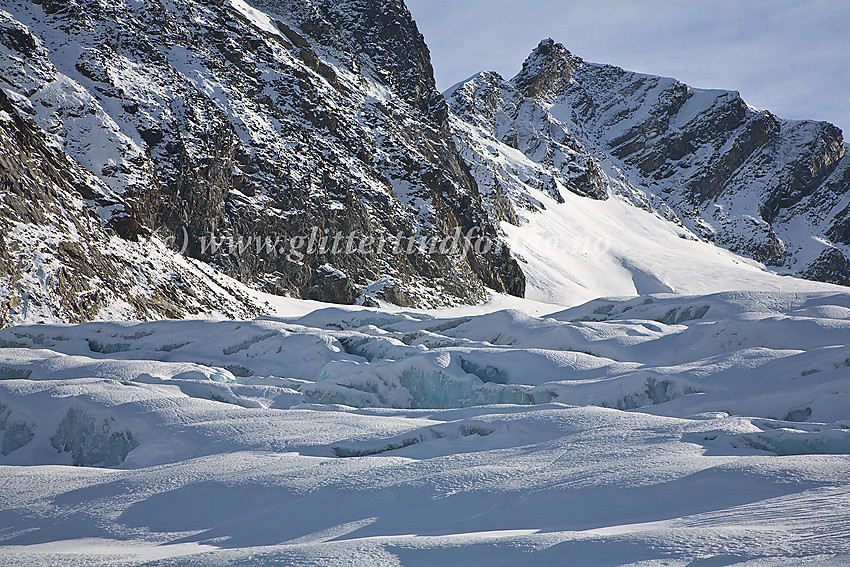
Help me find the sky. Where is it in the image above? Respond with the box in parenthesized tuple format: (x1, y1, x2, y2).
(406, 0, 850, 135)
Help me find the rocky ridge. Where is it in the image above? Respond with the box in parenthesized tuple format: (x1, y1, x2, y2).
(448, 39, 850, 283)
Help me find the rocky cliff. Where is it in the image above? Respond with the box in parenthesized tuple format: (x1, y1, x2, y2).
(0, 0, 524, 326)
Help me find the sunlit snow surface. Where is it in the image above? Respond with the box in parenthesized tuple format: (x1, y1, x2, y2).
(1, 291, 850, 565)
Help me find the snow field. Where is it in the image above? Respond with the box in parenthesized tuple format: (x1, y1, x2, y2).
(1, 291, 850, 564)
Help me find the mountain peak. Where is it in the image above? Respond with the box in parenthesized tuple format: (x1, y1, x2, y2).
(511, 38, 575, 99)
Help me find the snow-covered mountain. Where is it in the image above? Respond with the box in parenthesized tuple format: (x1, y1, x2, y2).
(3, 1, 849, 326)
(447, 39, 850, 300)
(0, 0, 524, 326)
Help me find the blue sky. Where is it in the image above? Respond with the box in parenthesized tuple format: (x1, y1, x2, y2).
(407, 0, 850, 135)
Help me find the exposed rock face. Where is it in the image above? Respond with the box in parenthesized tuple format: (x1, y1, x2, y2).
(447, 60, 607, 226)
(448, 39, 850, 283)
(0, 88, 263, 326)
(0, 0, 524, 325)
(803, 248, 850, 287)
(512, 38, 574, 100)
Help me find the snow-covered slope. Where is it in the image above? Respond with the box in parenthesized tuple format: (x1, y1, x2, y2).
(447, 40, 850, 301)
(1, 291, 850, 564)
(0, 0, 524, 326)
(501, 183, 844, 305)
(449, 95, 843, 305)
(0, 83, 278, 326)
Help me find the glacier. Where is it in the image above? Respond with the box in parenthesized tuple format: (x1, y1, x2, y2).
(1, 291, 849, 565)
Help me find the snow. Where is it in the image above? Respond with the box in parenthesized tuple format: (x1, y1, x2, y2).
(445, 67, 847, 313)
(228, 0, 282, 38)
(502, 187, 842, 306)
(1, 291, 850, 564)
(671, 88, 728, 130)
